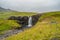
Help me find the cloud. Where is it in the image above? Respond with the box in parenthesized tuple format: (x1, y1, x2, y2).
(0, 0, 60, 12)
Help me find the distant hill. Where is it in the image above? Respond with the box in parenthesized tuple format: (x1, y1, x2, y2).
(0, 7, 7, 12)
(0, 7, 14, 12)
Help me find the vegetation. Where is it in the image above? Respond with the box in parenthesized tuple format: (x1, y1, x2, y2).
(0, 20, 20, 34)
(5, 11, 60, 40)
(0, 11, 36, 35)
(40, 11, 60, 21)
(0, 11, 36, 19)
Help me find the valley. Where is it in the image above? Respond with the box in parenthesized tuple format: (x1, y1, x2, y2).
(0, 7, 60, 40)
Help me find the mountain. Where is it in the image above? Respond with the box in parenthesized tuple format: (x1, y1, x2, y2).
(0, 7, 7, 12)
(0, 7, 14, 12)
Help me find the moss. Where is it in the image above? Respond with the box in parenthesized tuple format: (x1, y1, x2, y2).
(0, 20, 20, 34)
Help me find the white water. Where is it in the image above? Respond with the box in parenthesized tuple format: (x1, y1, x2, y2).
(28, 16, 32, 27)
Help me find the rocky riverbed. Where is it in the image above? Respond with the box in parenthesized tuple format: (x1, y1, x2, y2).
(0, 26, 31, 40)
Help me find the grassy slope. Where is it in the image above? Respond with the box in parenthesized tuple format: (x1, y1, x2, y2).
(0, 20, 20, 34)
(5, 11, 60, 40)
(0, 11, 36, 34)
(0, 11, 36, 19)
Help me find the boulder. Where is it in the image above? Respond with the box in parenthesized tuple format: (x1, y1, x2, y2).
(17, 16, 22, 21)
(17, 16, 29, 26)
(32, 14, 41, 25)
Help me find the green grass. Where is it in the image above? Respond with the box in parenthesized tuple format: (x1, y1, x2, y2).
(0, 11, 36, 35)
(5, 11, 60, 40)
(0, 11, 36, 19)
(40, 11, 60, 20)
(0, 20, 20, 34)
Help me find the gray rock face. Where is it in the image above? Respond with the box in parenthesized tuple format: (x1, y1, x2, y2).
(8, 14, 42, 28)
(32, 14, 41, 25)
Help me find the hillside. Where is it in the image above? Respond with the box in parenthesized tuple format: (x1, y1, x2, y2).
(0, 9, 36, 35)
(0, 7, 36, 19)
(0, 7, 12, 12)
(5, 11, 60, 40)
(0, 7, 6, 12)
(0, 12, 36, 19)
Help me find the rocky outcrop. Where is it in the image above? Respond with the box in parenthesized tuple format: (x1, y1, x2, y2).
(8, 16, 29, 27)
(32, 14, 41, 25)
(8, 14, 42, 28)
(17, 16, 28, 25)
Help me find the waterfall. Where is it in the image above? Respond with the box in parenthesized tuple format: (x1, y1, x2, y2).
(28, 16, 32, 27)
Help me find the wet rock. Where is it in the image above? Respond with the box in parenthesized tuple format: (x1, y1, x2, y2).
(8, 14, 42, 27)
(17, 16, 23, 21)
(17, 16, 29, 25)
(32, 14, 41, 25)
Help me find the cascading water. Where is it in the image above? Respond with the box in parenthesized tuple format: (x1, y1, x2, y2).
(28, 16, 32, 27)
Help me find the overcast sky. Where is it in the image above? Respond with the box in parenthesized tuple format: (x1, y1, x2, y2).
(0, 0, 60, 12)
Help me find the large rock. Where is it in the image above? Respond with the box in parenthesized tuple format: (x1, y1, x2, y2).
(17, 16, 22, 21)
(8, 14, 42, 28)
(8, 16, 29, 25)
(32, 14, 41, 25)
(17, 16, 29, 25)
